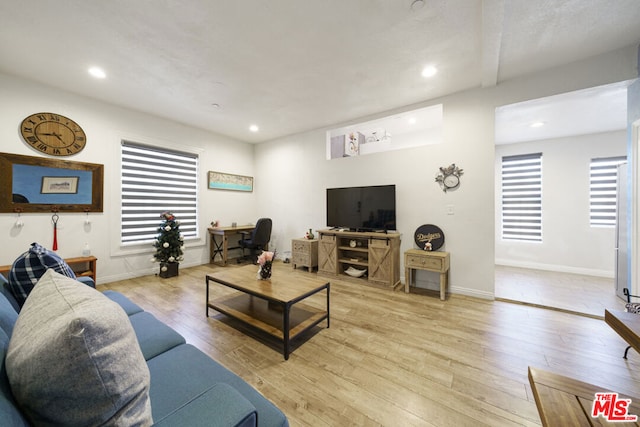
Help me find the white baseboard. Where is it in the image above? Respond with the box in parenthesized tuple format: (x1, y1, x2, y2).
(450, 285, 494, 300)
(96, 260, 205, 284)
(495, 259, 614, 279)
(405, 277, 495, 300)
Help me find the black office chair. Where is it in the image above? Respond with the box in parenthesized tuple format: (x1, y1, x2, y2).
(238, 218, 272, 264)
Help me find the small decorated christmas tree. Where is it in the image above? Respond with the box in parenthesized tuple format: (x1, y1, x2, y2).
(152, 211, 184, 277)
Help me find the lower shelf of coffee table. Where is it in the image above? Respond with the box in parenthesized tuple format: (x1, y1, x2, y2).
(209, 293, 327, 340)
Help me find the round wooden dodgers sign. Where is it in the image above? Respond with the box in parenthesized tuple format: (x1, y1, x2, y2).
(414, 224, 445, 251)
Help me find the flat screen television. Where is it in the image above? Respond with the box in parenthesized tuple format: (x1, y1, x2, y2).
(326, 185, 396, 232)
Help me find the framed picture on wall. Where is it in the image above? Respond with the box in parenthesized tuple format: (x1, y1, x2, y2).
(207, 171, 253, 192)
(41, 176, 79, 194)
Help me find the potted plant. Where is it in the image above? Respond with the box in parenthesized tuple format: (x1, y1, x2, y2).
(152, 211, 184, 278)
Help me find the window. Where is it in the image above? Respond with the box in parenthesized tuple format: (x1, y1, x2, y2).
(501, 153, 542, 242)
(121, 141, 198, 245)
(589, 156, 626, 227)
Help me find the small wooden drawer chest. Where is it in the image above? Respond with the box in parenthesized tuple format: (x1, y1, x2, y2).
(404, 249, 450, 300)
(291, 238, 318, 272)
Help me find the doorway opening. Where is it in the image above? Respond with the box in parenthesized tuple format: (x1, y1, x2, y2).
(494, 81, 632, 318)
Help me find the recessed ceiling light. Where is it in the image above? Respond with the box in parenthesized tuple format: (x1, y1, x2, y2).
(408, 118, 417, 124)
(421, 66, 437, 78)
(249, 124, 259, 132)
(211, 103, 220, 109)
(88, 67, 106, 79)
(530, 121, 545, 128)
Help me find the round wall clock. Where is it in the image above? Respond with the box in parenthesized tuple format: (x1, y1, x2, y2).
(20, 112, 86, 156)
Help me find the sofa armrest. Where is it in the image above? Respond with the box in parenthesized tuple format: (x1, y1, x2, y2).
(0, 275, 20, 313)
(151, 383, 257, 427)
(76, 276, 95, 288)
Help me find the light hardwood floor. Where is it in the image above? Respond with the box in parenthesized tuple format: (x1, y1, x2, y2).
(495, 265, 627, 318)
(101, 263, 640, 426)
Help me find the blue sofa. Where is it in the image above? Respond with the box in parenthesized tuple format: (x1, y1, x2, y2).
(0, 273, 288, 427)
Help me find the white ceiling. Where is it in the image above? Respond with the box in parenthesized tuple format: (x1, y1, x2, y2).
(1, 0, 639, 143)
(495, 80, 631, 145)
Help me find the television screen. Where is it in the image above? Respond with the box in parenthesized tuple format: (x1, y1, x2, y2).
(326, 185, 396, 231)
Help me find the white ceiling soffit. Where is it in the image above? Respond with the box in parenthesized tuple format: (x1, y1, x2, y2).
(495, 81, 630, 145)
(0, 1, 639, 143)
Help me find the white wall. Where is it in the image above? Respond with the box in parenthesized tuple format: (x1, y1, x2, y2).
(495, 131, 626, 277)
(254, 45, 638, 299)
(1, 44, 637, 296)
(0, 73, 255, 283)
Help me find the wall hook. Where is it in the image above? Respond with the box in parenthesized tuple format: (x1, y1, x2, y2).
(14, 211, 24, 228)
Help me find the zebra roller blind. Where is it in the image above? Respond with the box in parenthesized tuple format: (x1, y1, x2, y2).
(501, 153, 542, 242)
(589, 156, 626, 227)
(121, 141, 198, 244)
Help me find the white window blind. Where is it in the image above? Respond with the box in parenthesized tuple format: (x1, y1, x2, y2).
(121, 141, 198, 244)
(589, 156, 626, 227)
(501, 153, 542, 242)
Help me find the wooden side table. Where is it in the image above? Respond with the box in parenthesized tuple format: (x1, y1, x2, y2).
(292, 239, 318, 272)
(404, 249, 450, 300)
(0, 255, 97, 283)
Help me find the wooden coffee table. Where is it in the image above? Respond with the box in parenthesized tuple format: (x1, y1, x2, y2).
(206, 265, 330, 360)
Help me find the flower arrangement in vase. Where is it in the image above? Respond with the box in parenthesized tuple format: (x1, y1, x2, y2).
(256, 250, 276, 280)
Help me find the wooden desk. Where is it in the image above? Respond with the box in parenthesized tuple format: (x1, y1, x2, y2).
(0, 255, 97, 283)
(208, 225, 255, 265)
(528, 366, 640, 426)
(605, 309, 640, 358)
(404, 249, 449, 300)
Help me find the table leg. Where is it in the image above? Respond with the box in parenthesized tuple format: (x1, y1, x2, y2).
(440, 271, 447, 300)
(283, 303, 291, 360)
(326, 284, 331, 328)
(222, 235, 229, 265)
(210, 234, 224, 264)
(90, 258, 97, 283)
(404, 267, 411, 293)
(205, 276, 210, 317)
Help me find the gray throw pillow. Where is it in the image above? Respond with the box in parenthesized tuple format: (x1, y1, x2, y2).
(6, 270, 153, 426)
